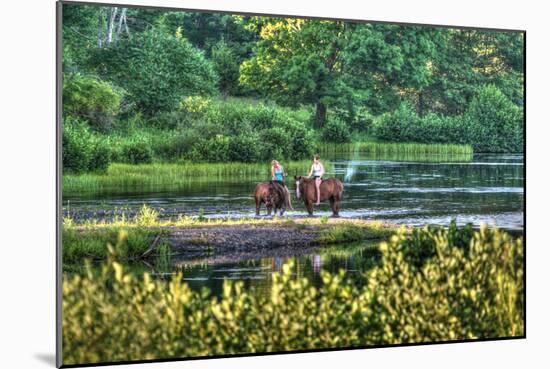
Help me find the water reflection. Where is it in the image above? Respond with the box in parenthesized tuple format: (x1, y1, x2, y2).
(63, 153, 524, 230)
(71, 242, 378, 298)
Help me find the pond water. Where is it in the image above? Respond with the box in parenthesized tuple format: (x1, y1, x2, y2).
(64, 153, 524, 230)
(63, 153, 524, 296)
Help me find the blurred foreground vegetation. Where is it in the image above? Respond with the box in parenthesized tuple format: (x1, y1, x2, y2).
(62, 224, 524, 364)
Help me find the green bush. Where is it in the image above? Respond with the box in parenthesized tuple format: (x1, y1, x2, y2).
(228, 134, 260, 162)
(190, 134, 231, 162)
(62, 118, 111, 173)
(88, 139, 112, 172)
(321, 117, 351, 143)
(211, 40, 241, 96)
(176, 99, 317, 162)
(121, 139, 153, 164)
(372, 102, 420, 142)
(463, 85, 523, 153)
(372, 86, 523, 153)
(62, 225, 523, 364)
(90, 29, 218, 115)
(259, 127, 288, 161)
(63, 73, 122, 132)
(280, 118, 316, 160)
(153, 130, 198, 161)
(150, 111, 193, 130)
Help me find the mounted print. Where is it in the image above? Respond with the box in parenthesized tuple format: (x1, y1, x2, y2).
(57, 1, 525, 366)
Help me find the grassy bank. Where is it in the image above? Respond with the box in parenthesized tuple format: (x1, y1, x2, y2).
(63, 160, 332, 195)
(62, 206, 397, 263)
(62, 225, 523, 364)
(319, 141, 473, 155)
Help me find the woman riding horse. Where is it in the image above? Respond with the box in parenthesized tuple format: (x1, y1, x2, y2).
(271, 160, 292, 210)
(307, 154, 325, 206)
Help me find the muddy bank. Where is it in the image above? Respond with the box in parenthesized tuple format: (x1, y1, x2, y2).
(163, 224, 321, 263)
(157, 221, 391, 264)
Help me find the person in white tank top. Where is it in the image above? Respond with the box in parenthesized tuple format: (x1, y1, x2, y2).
(308, 154, 325, 205)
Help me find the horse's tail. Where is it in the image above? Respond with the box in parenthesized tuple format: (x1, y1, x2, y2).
(331, 178, 344, 200)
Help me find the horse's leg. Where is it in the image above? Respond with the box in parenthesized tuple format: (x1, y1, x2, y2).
(329, 197, 338, 217)
(333, 194, 342, 217)
(306, 200, 314, 216)
(255, 198, 261, 216)
(280, 203, 286, 216)
(267, 204, 273, 216)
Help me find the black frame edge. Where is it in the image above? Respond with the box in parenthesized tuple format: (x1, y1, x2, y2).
(56, 1, 64, 367)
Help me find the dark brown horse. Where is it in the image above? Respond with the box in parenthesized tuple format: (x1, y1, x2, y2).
(254, 181, 289, 216)
(294, 176, 344, 216)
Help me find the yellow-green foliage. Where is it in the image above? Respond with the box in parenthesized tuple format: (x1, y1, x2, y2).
(318, 222, 394, 244)
(179, 95, 211, 113)
(62, 225, 523, 365)
(367, 225, 524, 343)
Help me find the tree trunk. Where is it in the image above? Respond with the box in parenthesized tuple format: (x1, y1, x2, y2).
(314, 101, 327, 128)
(106, 7, 118, 45)
(97, 7, 104, 48)
(123, 10, 130, 37)
(117, 8, 127, 36)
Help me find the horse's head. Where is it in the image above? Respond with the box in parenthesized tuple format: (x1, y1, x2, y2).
(294, 176, 303, 199)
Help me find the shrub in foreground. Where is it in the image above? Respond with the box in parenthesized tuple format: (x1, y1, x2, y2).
(62, 225, 523, 365)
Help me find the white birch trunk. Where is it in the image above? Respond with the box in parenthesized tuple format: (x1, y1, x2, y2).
(117, 8, 127, 36)
(106, 7, 118, 45)
(97, 7, 104, 48)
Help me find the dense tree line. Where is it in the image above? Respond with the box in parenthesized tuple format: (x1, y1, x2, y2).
(61, 4, 524, 172)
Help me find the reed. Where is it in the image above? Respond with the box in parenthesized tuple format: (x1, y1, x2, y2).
(318, 141, 473, 155)
(63, 160, 331, 195)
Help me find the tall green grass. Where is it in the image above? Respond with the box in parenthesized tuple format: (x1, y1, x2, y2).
(63, 160, 331, 195)
(319, 141, 473, 155)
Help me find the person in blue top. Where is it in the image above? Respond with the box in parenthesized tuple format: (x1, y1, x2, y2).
(271, 160, 292, 210)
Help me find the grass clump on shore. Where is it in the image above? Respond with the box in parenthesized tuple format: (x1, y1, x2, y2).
(62, 224, 524, 365)
(318, 221, 396, 244)
(62, 226, 168, 264)
(63, 205, 170, 263)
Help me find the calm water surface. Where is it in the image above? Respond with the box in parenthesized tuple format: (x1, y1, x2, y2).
(64, 153, 524, 295)
(64, 153, 524, 230)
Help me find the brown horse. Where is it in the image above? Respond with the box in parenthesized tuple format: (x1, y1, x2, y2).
(294, 176, 344, 217)
(254, 181, 289, 216)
